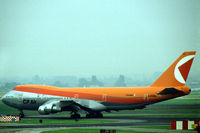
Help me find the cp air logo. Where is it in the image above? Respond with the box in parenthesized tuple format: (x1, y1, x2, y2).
(174, 55, 194, 84)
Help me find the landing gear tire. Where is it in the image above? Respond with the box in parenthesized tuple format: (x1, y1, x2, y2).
(96, 113, 103, 118)
(70, 113, 81, 119)
(86, 112, 103, 118)
(86, 114, 90, 118)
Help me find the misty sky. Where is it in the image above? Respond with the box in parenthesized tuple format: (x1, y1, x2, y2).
(0, 0, 199, 78)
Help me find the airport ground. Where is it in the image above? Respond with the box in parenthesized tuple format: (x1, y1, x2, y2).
(0, 89, 200, 133)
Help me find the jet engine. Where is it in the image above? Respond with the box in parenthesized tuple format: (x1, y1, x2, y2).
(38, 104, 61, 115)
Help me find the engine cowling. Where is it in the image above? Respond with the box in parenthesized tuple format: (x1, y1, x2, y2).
(38, 104, 61, 115)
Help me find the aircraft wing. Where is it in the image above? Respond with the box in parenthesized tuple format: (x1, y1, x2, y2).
(38, 99, 106, 115)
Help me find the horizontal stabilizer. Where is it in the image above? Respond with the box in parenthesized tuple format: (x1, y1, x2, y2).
(157, 87, 184, 95)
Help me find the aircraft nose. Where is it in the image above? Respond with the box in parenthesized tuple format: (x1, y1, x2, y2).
(1, 91, 18, 107)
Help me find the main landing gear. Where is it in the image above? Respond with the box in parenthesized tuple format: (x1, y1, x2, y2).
(86, 112, 103, 118)
(70, 112, 103, 119)
(70, 113, 81, 119)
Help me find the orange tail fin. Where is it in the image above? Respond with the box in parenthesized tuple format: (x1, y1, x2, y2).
(150, 51, 196, 87)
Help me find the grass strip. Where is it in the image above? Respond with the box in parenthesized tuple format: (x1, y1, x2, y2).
(132, 125, 170, 129)
(0, 119, 115, 125)
(104, 113, 200, 118)
(42, 129, 157, 133)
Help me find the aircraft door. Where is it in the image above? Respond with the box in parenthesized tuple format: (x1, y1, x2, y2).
(144, 94, 149, 102)
(102, 94, 107, 102)
(18, 93, 23, 104)
(74, 94, 79, 99)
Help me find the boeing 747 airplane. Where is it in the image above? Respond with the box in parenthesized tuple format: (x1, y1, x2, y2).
(1, 51, 196, 118)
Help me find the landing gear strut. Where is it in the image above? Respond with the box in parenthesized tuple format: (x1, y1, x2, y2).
(19, 110, 24, 118)
(86, 112, 103, 118)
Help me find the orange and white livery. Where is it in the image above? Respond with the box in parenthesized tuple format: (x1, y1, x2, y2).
(1, 51, 196, 118)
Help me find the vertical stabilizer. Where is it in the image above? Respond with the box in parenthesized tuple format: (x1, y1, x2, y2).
(150, 51, 196, 87)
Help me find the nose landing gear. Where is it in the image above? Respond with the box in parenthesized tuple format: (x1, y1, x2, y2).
(19, 110, 24, 118)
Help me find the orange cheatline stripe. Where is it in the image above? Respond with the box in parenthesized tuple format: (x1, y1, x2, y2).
(15, 85, 153, 97)
(14, 87, 145, 104)
(14, 87, 100, 98)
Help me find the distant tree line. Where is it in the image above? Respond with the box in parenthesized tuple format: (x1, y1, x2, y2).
(0, 75, 128, 90)
(78, 75, 126, 87)
(114, 75, 126, 87)
(1, 82, 21, 89)
(78, 75, 104, 87)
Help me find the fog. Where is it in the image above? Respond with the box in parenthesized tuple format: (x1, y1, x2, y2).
(0, 0, 199, 80)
